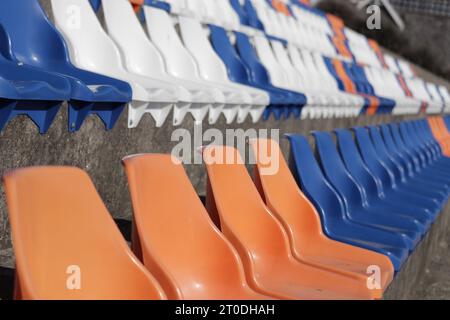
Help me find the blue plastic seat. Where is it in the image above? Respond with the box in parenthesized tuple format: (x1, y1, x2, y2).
(209, 25, 305, 120)
(0, 26, 71, 133)
(390, 123, 450, 188)
(209, 25, 288, 120)
(405, 121, 450, 175)
(353, 126, 441, 220)
(404, 121, 450, 174)
(417, 119, 450, 169)
(368, 125, 448, 206)
(0, 0, 132, 131)
(335, 128, 433, 228)
(375, 124, 450, 197)
(313, 131, 424, 247)
(235, 32, 307, 119)
(286, 134, 410, 271)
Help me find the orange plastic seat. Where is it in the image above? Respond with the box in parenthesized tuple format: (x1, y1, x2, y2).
(122, 154, 272, 300)
(3, 166, 166, 300)
(249, 138, 394, 298)
(429, 116, 450, 155)
(203, 145, 379, 300)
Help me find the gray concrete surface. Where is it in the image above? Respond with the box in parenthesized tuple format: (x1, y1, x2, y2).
(0, 0, 449, 300)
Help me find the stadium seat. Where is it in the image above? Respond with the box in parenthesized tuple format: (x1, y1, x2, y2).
(210, 26, 304, 120)
(102, 0, 220, 125)
(355, 126, 446, 210)
(203, 144, 389, 299)
(3, 166, 166, 300)
(286, 134, 410, 271)
(0, 47, 71, 133)
(353, 126, 441, 215)
(397, 122, 450, 184)
(122, 153, 272, 299)
(249, 138, 394, 298)
(438, 86, 450, 112)
(370, 124, 449, 197)
(142, 6, 257, 124)
(0, 0, 133, 132)
(313, 131, 424, 247)
(51, 0, 180, 128)
(177, 15, 270, 123)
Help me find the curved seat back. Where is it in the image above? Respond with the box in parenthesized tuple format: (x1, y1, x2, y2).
(249, 138, 325, 254)
(143, 6, 201, 80)
(3, 166, 165, 300)
(286, 134, 345, 227)
(313, 131, 365, 207)
(123, 154, 255, 299)
(334, 128, 383, 199)
(203, 145, 294, 274)
(103, 0, 167, 78)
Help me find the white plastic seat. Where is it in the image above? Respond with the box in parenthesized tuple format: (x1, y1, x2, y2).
(251, 34, 316, 116)
(102, 0, 218, 125)
(384, 54, 401, 74)
(295, 47, 361, 117)
(143, 6, 255, 124)
(309, 51, 365, 117)
(365, 67, 421, 115)
(271, 40, 344, 119)
(426, 82, 445, 113)
(184, 0, 211, 23)
(178, 16, 269, 123)
(405, 78, 441, 113)
(186, 0, 240, 30)
(397, 59, 415, 78)
(215, 0, 242, 30)
(51, 0, 180, 128)
(438, 85, 450, 112)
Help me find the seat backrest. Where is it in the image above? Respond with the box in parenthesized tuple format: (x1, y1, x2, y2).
(143, 6, 200, 79)
(0, 0, 70, 68)
(368, 125, 405, 181)
(389, 123, 422, 167)
(203, 145, 294, 271)
(271, 40, 304, 88)
(313, 131, 366, 207)
(438, 86, 450, 103)
(379, 124, 414, 175)
(334, 129, 383, 199)
(286, 134, 345, 225)
(209, 25, 251, 85)
(235, 32, 272, 86)
(312, 52, 340, 91)
(102, 0, 166, 78)
(286, 45, 315, 89)
(252, 35, 289, 88)
(426, 82, 445, 105)
(178, 16, 230, 83)
(122, 154, 250, 299)
(384, 54, 400, 74)
(249, 138, 325, 257)
(243, 0, 266, 30)
(3, 166, 165, 300)
(397, 59, 414, 78)
(216, 0, 242, 29)
(354, 127, 396, 190)
(230, 0, 251, 25)
(51, 0, 125, 73)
